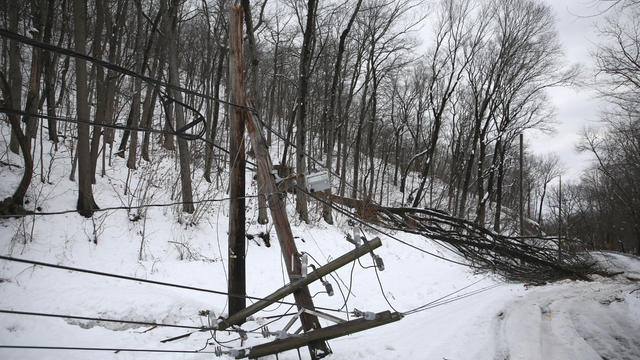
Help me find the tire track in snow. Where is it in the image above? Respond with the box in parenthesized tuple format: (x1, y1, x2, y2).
(492, 280, 640, 360)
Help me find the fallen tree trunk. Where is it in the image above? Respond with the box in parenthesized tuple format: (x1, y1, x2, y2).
(330, 195, 598, 282)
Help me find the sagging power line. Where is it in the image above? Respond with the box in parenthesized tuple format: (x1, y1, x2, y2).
(0, 255, 348, 314)
(0, 195, 263, 218)
(0, 28, 256, 114)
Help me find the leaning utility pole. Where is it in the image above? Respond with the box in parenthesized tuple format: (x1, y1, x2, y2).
(228, 6, 330, 359)
(228, 6, 246, 322)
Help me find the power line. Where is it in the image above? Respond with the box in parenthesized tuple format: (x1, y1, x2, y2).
(371, 257, 400, 313)
(0, 195, 263, 218)
(0, 255, 347, 314)
(0, 28, 254, 113)
(0, 345, 218, 354)
(0, 107, 259, 171)
(0, 107, 231, 159)
(401, 277, 487, 315)
(0, 107, 177, 137)
(0, 309, 209, 331)
(402, 283, 503, 316)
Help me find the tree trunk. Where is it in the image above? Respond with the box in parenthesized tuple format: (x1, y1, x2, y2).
(411, 116, 444, 208)
(126, 1, 144, 170)
(352, 60, 372, 199)
(102, 0, 127, 148)
(74, 0, 98, 217)
(42, 0, 59, 144)
(458, 118, 481, 219)
(367, 72, 379, 200)
(294, 0, 318, 223)
(23, 26, 43, 147)
(160, 0, 193, 213)
(89, 0, 105, 183)
(241, 0, 268, 225)
(7, 0, 22, 154)
(141, 53, 164, 162)
(321, 0, 362, 223)
(475, 138, 487, 225)
(204, 46, 225, 181)
(0, 72, 33, 208)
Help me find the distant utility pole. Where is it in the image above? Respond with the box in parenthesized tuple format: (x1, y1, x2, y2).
(558, 175, 562, 261)
(228, 6, 246, 322)
(519, 133, 524, 236)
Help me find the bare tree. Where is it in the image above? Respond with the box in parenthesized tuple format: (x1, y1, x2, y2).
(594, 9, 640, 117)
(321, 0, 364, 224)
(164, 0, 194, 213)
(74, 0, 99, 217)
(410, 0, 487, 208)
(534, 154, 562, 226)
(294, 0, 318, 223)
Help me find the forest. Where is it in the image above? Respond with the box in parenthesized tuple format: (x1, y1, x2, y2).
(0, 0, 638, 256)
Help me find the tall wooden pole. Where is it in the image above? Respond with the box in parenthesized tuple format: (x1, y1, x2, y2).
(228, 6, 246, 322)
(244, 108, 331, 360)
(558, 175, 562, 261)
(519, 133, 524, 236)
(230, 6, 330, 358)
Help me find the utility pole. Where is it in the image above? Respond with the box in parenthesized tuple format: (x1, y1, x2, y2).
(244, 106, 331, 360)
(228, 6, 246, 322)
(558, 175, 562, 261)
(229, 6, 330, 359)
(519, 133, 524, 236)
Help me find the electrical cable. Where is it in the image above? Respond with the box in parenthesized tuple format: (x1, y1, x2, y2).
(302, 251, 353, 317)
(371, 256, 400, 313)
(246, 304, 296, 333)
(0, 195, 261, 218)
(0, 107, 259, 170)
(402, 278, 489, 315)
(0, 345, 217, 353)
(0, 255, 348, 314)
(0, 29, 254, 113)
(402, 283, 503, 315)
(0, 309, 209, 331)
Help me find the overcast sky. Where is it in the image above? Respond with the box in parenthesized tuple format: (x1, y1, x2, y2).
(531, 0, 611, 181)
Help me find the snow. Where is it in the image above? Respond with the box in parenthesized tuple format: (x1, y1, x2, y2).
(1, 126, 639, 359)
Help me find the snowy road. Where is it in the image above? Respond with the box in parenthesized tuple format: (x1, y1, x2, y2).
(493, 255, 640, 360)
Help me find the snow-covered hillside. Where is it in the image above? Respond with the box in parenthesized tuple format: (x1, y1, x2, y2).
(1, 128, 639, 360)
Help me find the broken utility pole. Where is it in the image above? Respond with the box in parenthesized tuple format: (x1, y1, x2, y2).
(228, 5, 247, 323)
(228, 6, 330, 359)
(237, 311, 403, 359)
(217, 237, 383, 330)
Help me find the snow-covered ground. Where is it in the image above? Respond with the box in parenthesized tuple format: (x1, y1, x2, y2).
(1, 130, 639, 360)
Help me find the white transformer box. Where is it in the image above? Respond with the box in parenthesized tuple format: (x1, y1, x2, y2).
(305, 170, 330, 193)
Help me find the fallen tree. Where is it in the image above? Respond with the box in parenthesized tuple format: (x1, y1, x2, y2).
(330, 195, 600, 283)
